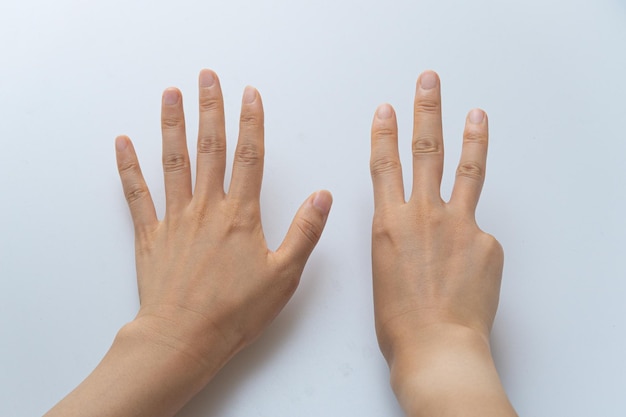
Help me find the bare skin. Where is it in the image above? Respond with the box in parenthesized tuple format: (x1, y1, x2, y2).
(46, 69, 517, 417)
(45, 70, 332, 417)
(370, 70, 517, 416)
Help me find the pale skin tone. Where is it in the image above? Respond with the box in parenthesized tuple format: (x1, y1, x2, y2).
(371, 70, 517, 416)
(45, 69, 333, 417)
(46, 69, 516, 416)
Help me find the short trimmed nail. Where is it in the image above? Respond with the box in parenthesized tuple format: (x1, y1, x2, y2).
(163, 88, 179, 105)
(376, 104, 393, 120)
(243, 86, 256, 104)
(419, 71, 438, 90)
(115, 136, 128, 151)
(199, 70, 216, 88)
(469, 108, 485, 124)
(312, 191, 333, 216)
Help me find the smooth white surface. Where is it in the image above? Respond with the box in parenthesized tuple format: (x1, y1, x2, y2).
(1, 0, 625, 416)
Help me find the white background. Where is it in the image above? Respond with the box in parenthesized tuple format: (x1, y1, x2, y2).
(1, 0, 625, 416)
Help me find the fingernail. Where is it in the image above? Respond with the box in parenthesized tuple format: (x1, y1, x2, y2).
(376, 104, 393, 120)
(199, 70, 216, 88)
(115, 136, 128, 151)
(312, 191, 332, 216)
(469, 108, 485, 124)
(419, 71, 438, 90)
(243, 86, 257, 104)
(163, 88, 179, 105)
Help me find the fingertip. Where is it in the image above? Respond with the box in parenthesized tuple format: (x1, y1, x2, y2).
(468, 108, 487, 125)
(311, 190, 333, 217)
(199, 69, 217, 88)
(163, 87, 181, 105)
(418, 70, 440, 90)
(375, 103, 394, 120)
(115, 135, 130, 152)
(242, 85, 258, 104)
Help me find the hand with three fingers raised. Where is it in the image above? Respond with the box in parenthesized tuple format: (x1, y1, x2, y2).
(370, 71, 517, 417)
(45, 70, 332, 417)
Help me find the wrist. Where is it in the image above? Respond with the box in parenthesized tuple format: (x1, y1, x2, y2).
(112, 321, 216, 396)
(388, 323, 513, 417)
(388, 322, 490, 387)
(122, 310, 235, 382)
(45, 319, 231, 417)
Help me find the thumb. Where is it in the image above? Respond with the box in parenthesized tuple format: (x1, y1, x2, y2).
(277, 190, 332, 265)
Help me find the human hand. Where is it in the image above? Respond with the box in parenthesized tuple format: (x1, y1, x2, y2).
(370, 71, 514, 416)
(46, 70, 332, 417)
(116, 69, 332, 375)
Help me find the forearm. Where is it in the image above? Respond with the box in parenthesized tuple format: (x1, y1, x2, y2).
(389, 324, 517, 417)
(45, 320, 229, 417)
(47, 70, 332, 417)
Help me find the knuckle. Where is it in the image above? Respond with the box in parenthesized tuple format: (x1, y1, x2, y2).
(163, 153, 189, 173)
(456, 161, 484, 180)
(199, 95, 222, 113)
(197, 134, 226, 155)
(226, 214, 247, 232)
(295, 217, 322, 245)
(188, 204, 210, 225)
(371, 218, 391, 241)
(412, 136, 440, 155)
(464, 130, 488, 145)
(117, 159, 140, 176)
(125, 184, 149, 205)
(239, 112, 261, 127)
(223, 200, 258, 231)
(234, 143, 262, 166)
(373, 126, 396, 140)
(372, 210, 398, 242)
(370, 156, 401, 177)
(414, 99, 440, 115)
(483, 233, 504, 260)
(134, 229, 158, 256)
(161, 115, 184, 130)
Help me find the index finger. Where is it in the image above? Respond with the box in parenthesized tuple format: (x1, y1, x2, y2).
(450, 108, 489, 213)
(227, 86, 265, 202)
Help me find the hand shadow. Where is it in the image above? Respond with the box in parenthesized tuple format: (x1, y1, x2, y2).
(175, 253, 328, 417)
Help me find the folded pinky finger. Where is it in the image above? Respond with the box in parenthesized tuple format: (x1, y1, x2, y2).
(450, 109, 489, 214)
(115, 135, 158, 233)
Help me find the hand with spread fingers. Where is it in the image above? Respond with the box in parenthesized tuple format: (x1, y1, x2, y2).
(45, 70, 332, 417)
(370, 70, 517, 417)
